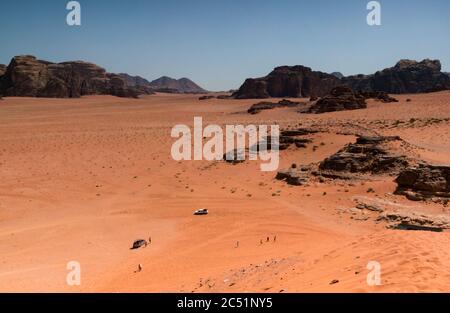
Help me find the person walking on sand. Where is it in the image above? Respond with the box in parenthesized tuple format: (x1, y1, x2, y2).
(235, 241, 239, 248)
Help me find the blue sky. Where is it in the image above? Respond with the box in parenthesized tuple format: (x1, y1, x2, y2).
(0, 0, 449, 91)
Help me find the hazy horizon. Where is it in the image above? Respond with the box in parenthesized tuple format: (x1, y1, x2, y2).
(1, 0, 449, 91)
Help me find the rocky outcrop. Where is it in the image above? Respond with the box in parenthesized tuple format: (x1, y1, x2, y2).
(344, 59, 450, 94)
(308, 86, 367, 114)
(319, 136, 408, 176)
(234, 59, 450, 100)
(276, 164, 311, 186)
(359, 91, 398, 103)
(149, 76, 207, 93)
(378, 211, 450, 232)
(233, 65, 340, 99)
(248, 99, 304, 114)
(0, 55, 143, 98)
(395, 164, 450, 201)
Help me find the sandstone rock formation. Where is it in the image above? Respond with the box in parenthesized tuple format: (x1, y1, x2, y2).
(233, 65, 340, 99)
(395, 164, 450, 201)
(319, 135, 408, 176)
(276, 165, 310, 186)
(344, 59, 450, 94)
(378, 211, 450, 232)
(308, 86, 367, 114)
(234, 59, 450, 99)
(0, 55, 142, 98)
(359, 91, 398, 103)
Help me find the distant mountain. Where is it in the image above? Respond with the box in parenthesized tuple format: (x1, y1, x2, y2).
(118, 73, 151, 87)
(445, 72, 450, 77)
(149, 76, 207, 93)
(330, 72, 344, 79)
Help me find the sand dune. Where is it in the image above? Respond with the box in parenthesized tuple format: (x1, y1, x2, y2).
(1, 92, 450, 292)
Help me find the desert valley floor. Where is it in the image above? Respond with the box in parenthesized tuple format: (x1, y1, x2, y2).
(1, 92, 450, 292)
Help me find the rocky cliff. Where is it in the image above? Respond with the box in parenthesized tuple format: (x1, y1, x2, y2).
(233, 59, 450, 99)
(343, 59, 450, 94)
(0, 55, 145, 98)
(233, 65, 340, 99)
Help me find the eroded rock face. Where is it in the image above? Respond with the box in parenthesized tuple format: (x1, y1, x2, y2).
(319, 136, 408, 176)
(0, 55, 142, 98)
(395, 164, 450, 201)
(308, 86, 367, 114)
(233, 65, 340, 99)
(378, 211, 450, 232)
(344, 59, 450, 94)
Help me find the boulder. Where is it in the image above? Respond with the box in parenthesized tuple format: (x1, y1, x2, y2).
(131, 239, 148, 250)
(276, 166, 310, 186)
(395, 164, 450, 201)
(233, 65, 340, 99)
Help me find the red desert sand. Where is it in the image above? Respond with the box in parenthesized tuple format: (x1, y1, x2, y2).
(1, 92, 450, 292)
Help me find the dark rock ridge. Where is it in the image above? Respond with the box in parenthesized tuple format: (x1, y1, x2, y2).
(149, 76, 207, 94)
(234, 59, 450, 99)
(0, 55, 143, 98)
(344, 59, 450, 94)
(233, 65, 340, 99)
(319, 135, 408, 176)
(118, 73, 151, 87)
(308, 86, 367, 114)
(395, 164, 450, 201)
(248, 99, 304, 114)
